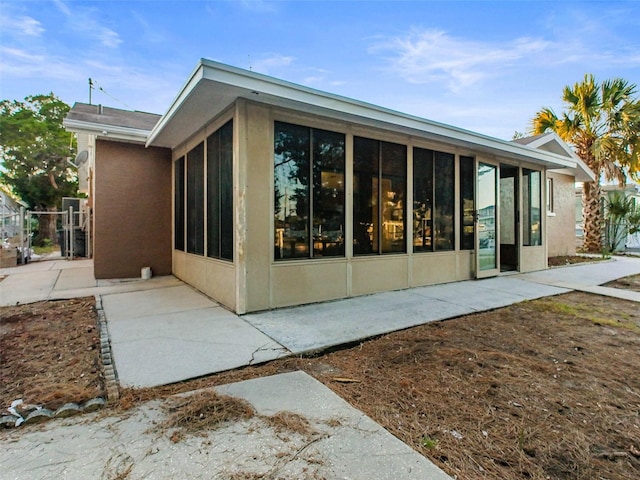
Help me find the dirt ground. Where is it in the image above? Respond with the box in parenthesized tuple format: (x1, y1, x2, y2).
(0, 297, 103, 414)
(1, 275, 639, 480)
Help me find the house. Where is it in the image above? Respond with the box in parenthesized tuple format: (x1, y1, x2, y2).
(575, 182, 640, 251)
(64, 59, 594, 314)
(63, 104, 171, 278)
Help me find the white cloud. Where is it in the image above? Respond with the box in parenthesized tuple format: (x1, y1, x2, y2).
(53, 0, 122, 48)
(251, 54, 295, 74)
(238, 0, 278, 14)
(52, 0, 71, 17)
(0, 9, 44, 37)
(0, 46, 83, 82)
(370, 29, 551, 92)
(97, 28, 122, 48)
(15, 15, 44, 36)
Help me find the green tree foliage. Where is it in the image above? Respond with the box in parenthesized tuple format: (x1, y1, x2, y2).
(531, 74, 640, 252)
(603, 190, 640, 252)
(0, 93, 77, 244)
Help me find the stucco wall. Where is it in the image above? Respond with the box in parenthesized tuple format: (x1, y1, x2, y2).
(169, 99, 551, 313)
(94, 140, 172, 278)
(546, 172, 576, 257)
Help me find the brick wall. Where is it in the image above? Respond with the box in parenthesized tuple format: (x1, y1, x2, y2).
(94, 140, 172, 278)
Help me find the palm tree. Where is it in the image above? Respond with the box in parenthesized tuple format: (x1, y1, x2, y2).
(532, 74, 640, 252)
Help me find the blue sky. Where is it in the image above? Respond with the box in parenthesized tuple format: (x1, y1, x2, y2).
(1, 0, 639, 139)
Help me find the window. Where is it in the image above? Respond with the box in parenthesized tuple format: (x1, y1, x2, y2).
(523, 169, 542, 246)
(546, 177, 554, 214)
(412, 148, 454, 252)
(174, 156, 185, 251)
(207, 120, 234, 261)
(274, 122, 345, 260)
(460, 156, 475, 250)
(354, 137, 406, 255)
(186, 142, 205, 255)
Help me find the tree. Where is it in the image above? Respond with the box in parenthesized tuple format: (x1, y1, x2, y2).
(603, 190, 640, 252)
(531, 74, 640, 252)
(0, 93, 77, 245)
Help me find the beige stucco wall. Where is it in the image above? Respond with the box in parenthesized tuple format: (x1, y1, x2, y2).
(170, 99, 551, 314)
(170, 110, 239, 312)
(94, 140, 172, 279)
(546, 172, 577, 257)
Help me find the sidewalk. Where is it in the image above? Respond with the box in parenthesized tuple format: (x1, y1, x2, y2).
(2, 255, 640, 388)
(0, 259, 183, 306)
(2, 255, 639, 480)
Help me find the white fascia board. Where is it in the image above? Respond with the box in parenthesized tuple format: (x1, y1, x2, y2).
(526, 132, 595, 182)
(64, 118, 150, 144)
(148, 59, 580, 170)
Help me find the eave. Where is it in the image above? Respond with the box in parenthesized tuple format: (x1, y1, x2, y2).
(63, 118, 151, 144)
(146, 59, 581, 172)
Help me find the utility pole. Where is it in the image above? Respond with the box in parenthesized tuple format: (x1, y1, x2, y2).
(89, 78, 93, 105)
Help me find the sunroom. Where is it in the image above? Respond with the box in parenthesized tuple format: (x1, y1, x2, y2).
(147, 59, 591, 314)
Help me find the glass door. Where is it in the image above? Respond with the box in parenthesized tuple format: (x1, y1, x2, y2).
(476, 161, 499, 278)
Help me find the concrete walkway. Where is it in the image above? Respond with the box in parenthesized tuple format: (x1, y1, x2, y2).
(2, 255, 639, 480)
(0, 259, 183, 306)
(0, 371, 452, 480)
(2, 255, 640, 388)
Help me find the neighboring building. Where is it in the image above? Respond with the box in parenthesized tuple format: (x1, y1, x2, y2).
(575, 182, 640, 251)
(63, 104, 171, 278)
(0, 188, 27, 240)
(64, 59, 593, 314)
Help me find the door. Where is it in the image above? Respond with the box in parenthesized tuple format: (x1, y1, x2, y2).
(499, 165, 518, 272)
(476, 161, 499, 278)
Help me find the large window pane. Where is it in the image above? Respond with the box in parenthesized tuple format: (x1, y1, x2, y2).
(207, 120, 234, 261)
(207, 129, 220, 258)
(381, 142, 406, 253)
(312, 129, 345, 257)
(274, 123, 310, 259)
(523, 169, 542, 246)
(174, 156, 185, 251)
(354, 137, 406, 255)
(460, 156, 475, 250)
(413, 147, 454, 252)
(353, 137, 379, 254)
(186, 142, 204, 255)
(274, 122, 345, 260)
(434, 151, 454, 250)
(219, 121, 234, 260)
(413, 148, 433, 251)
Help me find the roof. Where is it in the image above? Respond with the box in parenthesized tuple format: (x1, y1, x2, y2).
(513, 132, 595, 182)
(145, 59, 586, 173)
(64, 103, 161, 144)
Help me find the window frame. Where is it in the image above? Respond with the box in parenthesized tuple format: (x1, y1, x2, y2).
(353, 136, 407, 256)
(207, 119, 234, 261)
(274, 121, 346, 261)
(412, 147, 455, 253)
(523, 168, 542, 246)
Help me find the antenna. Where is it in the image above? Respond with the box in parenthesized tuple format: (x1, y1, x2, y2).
(248, 55, 252, 71)
(89, 79, 133, 110)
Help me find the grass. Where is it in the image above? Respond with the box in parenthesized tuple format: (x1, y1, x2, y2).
(32, 244, 59, 255)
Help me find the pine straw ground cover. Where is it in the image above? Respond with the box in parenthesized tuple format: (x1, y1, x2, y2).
(119, 288, 640, 480)
(0, 297, 103, 413)
(2, 277, 640, 479)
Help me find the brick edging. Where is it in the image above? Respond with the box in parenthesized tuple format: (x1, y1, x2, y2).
(0, 295, 116, 429)
(95, 294, 120, 404)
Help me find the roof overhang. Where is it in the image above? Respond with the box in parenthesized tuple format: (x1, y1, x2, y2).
(147, 59, 582, 172)
(517, 132, 595, 182)
(63, 118, 151, 144)
(64, 103, 160, 145)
